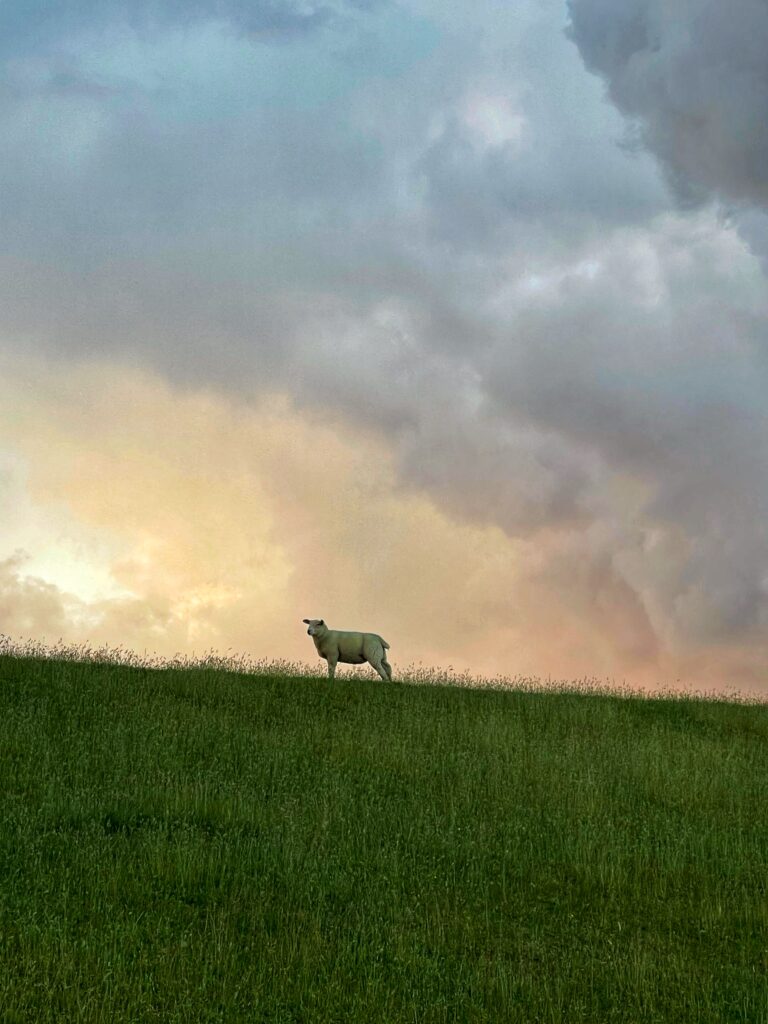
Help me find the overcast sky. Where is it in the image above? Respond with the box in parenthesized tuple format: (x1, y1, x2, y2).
(2, 0, 768, 691)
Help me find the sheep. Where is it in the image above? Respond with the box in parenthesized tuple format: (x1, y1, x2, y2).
(302, 618, 394, 682)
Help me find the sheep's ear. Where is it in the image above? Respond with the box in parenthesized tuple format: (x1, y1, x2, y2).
(302, 618, 310, 624)
(319, 619, 324, 626)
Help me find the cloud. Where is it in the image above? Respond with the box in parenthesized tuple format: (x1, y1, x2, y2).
(1, 0, 768, 691)
(567, 0, 768, 209)
(3, 358, 768, 691)
(0, 360, 579, 677)
(0, 552, 79, 638)
(476, 210, 768, 645)
(0, 0, 379, 58)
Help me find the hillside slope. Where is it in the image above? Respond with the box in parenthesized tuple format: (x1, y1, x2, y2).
(1, 655, 767, 1022)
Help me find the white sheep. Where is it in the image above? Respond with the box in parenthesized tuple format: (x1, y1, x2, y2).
(302, 618, 394, 682)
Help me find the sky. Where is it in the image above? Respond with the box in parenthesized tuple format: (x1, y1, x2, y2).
(2, 0, 768, 691)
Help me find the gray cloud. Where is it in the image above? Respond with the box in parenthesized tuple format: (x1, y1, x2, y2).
(567, 0, 768, 210)
(476, 215, 768, 646)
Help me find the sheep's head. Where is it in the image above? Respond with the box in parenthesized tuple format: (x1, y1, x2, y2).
(302, 618, 326, 636)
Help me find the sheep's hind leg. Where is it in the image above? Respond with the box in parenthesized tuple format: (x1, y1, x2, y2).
(369, 655, 390, 683)
(382, 656, 393, 682)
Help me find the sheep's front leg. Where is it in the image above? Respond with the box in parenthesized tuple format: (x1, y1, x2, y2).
(327, 657, 337, 681)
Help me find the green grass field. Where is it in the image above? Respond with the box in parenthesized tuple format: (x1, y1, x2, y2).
(0, 651, 767, 1023)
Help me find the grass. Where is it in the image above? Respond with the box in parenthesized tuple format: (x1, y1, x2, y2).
(0, 642, 767, 1022)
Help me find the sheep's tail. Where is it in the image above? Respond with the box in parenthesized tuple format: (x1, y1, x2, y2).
(381, 637, 390, 649)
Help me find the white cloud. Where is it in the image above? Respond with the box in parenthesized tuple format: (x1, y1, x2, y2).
(459, 93, 527, 151)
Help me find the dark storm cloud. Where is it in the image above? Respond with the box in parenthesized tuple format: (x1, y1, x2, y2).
(567, 0, 768, 209)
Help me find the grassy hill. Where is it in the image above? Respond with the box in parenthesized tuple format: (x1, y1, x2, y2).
(0, 653, 767, 1023)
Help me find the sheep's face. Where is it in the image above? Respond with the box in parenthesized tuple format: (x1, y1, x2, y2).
(302, 618, 326, 637)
